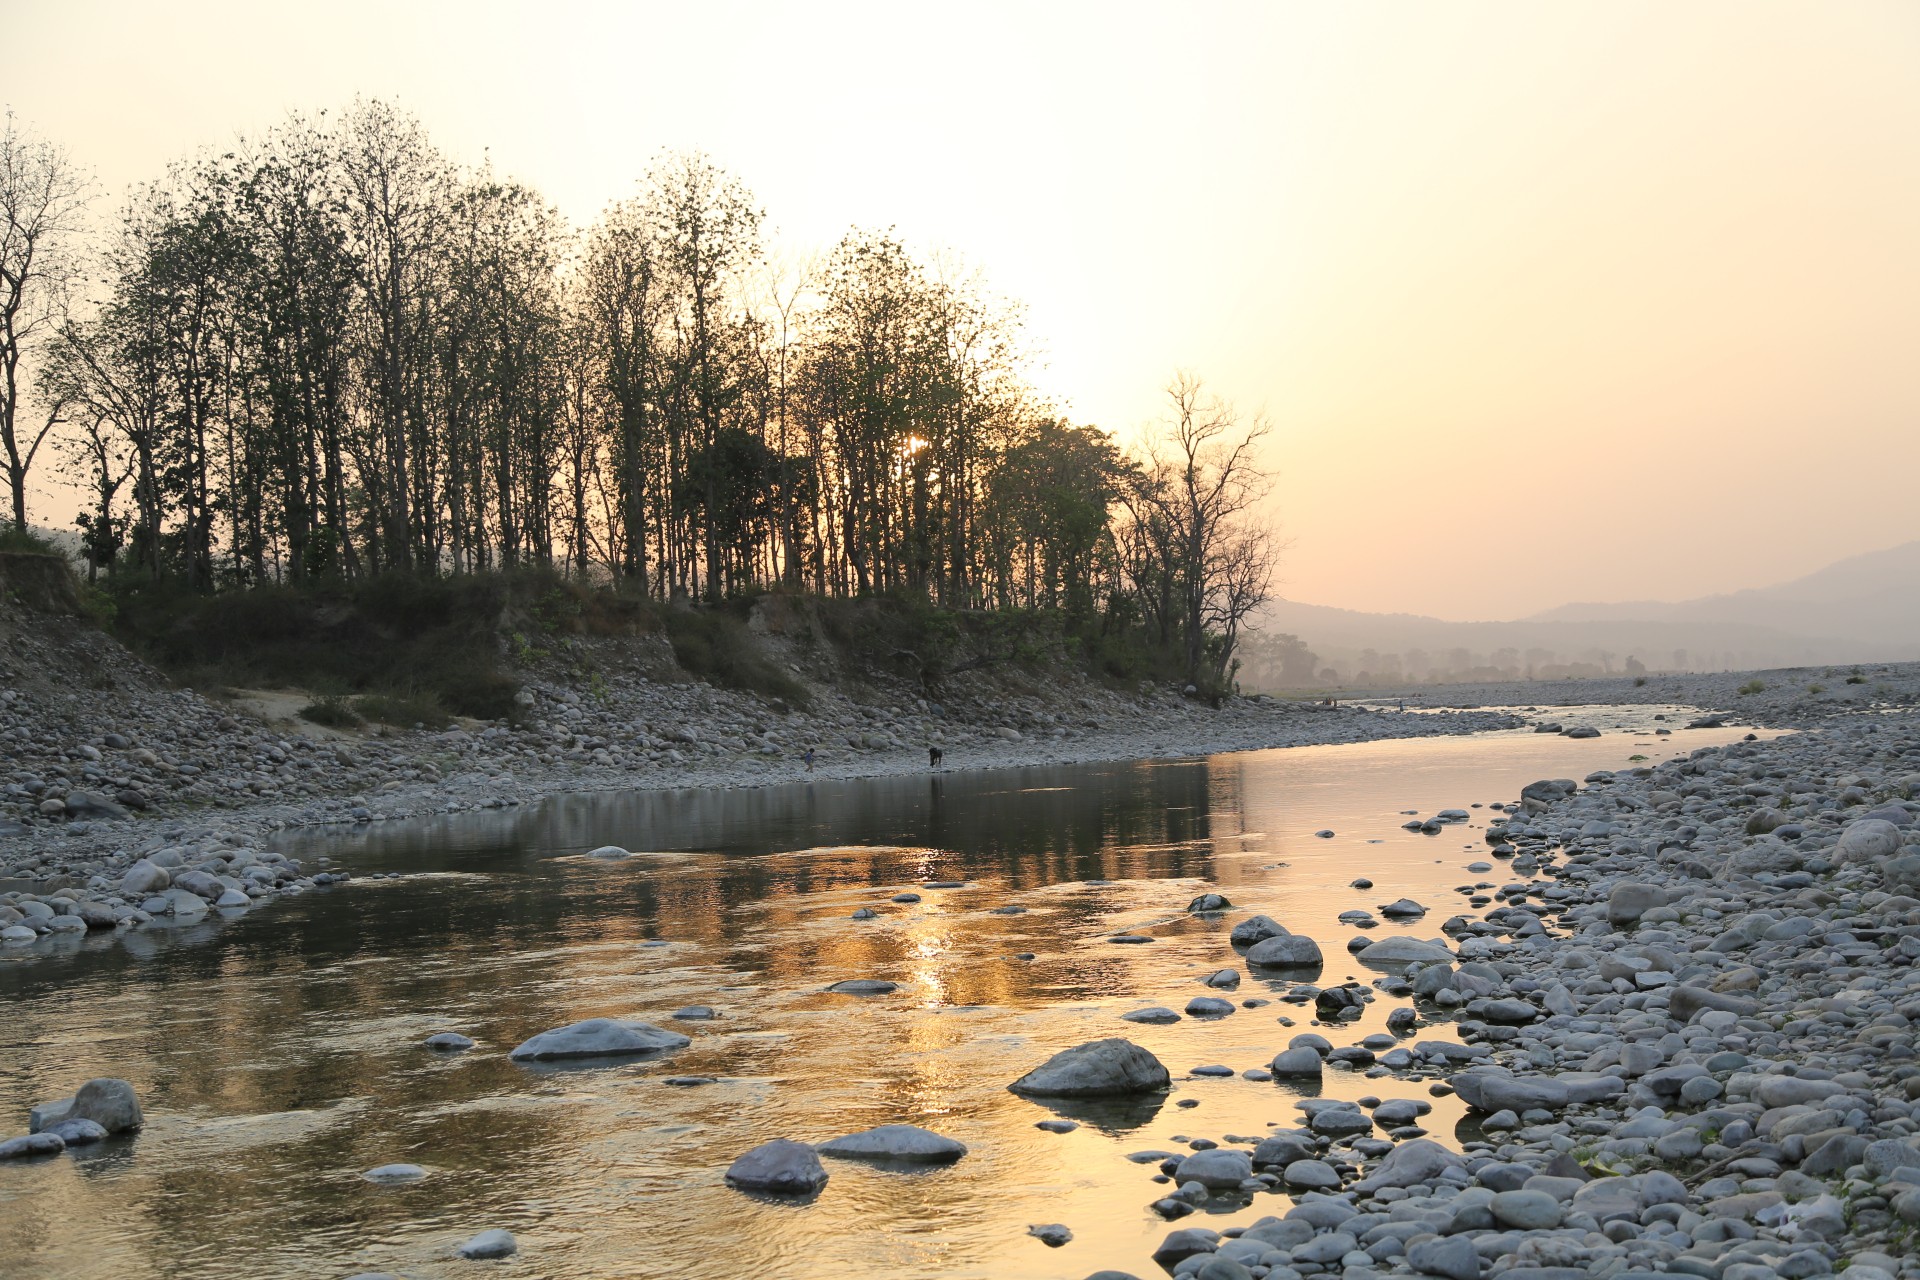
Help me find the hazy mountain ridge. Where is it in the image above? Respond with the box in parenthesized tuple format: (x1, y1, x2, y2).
(1526, 539, 1920, 645)
(1248, 540, 1920, 683)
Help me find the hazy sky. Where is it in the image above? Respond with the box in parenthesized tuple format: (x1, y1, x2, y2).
(9, 1, 1918, 619)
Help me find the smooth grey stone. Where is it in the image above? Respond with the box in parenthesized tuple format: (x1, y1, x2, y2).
(1173, 1149, 1253, 1188)
(0, 1133, 65, 1159)
(1245, 934, 1323, 967)
(425, 1032, 475, 1051)
(725, 1139, 828, 1194)
(67, 1079, 142, 1134)
(1490, 1189, 1563, 1229)
(363, 1163, 429, 1183)
(44, 1117, 107, 1146)
(507, 1018, 690, 1061)
(1121, 1007, 1182, 1024)
(1009, 1039, 1170, 1098)
(456, 1229, 517, 1259)
(816, 1124, 966, 1164)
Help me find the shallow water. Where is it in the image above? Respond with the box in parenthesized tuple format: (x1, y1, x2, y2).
(0, 708, 1751, 1279)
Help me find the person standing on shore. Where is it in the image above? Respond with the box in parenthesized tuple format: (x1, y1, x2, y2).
(929, 745, 944, 769)
(804, 747, 815, 772)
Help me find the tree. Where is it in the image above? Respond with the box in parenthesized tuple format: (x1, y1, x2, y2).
(1, 113, 93, 531)
(1122, 374, 1279, 691)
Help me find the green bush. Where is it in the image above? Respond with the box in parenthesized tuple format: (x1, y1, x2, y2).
(1737, 679, 1766, 695)
(0, 527, 61, 555)
(299, 695, 363, 728)
(105, 570, 525, 720)
(354, 692, 451, 730)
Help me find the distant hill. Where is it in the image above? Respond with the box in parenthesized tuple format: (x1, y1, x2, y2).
(1528, 540, 1920, 647)
(1246, 540, 1919, 686)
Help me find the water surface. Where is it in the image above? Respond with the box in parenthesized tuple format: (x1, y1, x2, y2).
(0, 710, 1746, 1279)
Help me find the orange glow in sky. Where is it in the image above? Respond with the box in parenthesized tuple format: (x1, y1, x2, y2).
(9, 1, 1917, 618)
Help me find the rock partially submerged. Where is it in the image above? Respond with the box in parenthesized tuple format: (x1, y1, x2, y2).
(725, 1139, 828, 1194)
(816, 1124, 967, 1164)
(507, 1018, 690, 1061)
(1009, 1039, 1170, 1098)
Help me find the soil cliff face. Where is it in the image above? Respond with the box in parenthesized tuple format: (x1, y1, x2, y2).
(0, 552, 83, 617)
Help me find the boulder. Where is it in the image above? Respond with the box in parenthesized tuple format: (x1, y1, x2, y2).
(508, 1018, 691, 1061)
(1354, 1138, 1466, 1191)
(816, 1124, 966, 1164)
(67, 1079, 142, 1134)
(121, 860, 171, 895)
(456, 1229, 517, 1259)
(1836, 819, 1903, 864)
(1245, 934, 1323, 968)
(0, 1133, 66, 1159)
(1173, 1148, 1253, 1188)
(725, 1139, 828, 1194)
(1010, 1039, 1170, 1098)
(1355, 936, 1454, 965)
(1229, 914, 1288, 946)
(1606, 882, 1664, 927)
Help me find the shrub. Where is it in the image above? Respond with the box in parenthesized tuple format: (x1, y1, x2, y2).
(354, 692, 450, 730)
(0, 527, 61, 555)
(1633, 676, 1647, 687)
(1737, 679, 1766, 695)
(299, 695, 363, 728)
(1846, 673, 1866, 685)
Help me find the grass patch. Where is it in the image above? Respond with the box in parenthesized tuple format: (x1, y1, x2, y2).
(1737, 679, 1766, 695)
(299, 695, 364, 729)
(1847, 673, 1867, 685)
(354, 692, 451, 730)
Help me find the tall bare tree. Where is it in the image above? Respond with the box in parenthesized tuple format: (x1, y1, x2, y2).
(0, 112, 93, 531)
(1123, 374, 1278, 691)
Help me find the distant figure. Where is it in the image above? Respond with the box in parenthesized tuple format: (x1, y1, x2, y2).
(929, 745, 944, 769)
(1398, 699, 1405, 711)
(804, 747, 815, 772)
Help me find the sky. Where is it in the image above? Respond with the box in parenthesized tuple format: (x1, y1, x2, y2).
(8, 0, 1918, 620)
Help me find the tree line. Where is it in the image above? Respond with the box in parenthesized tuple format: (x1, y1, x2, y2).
(0, 103, 1276, 689)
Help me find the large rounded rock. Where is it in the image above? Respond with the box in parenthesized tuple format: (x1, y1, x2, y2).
(1606, 882, 1664, 927)
(1245, 934, 1323, 968)
(1836, 819, 1903, 864)
(1354, 1138, 1465, 1191)
(67, 1079, 142, 1134)
(508, 1018, 691, 1061)
(121, 860, 171, 895)
(1229, 914, 1287, 946)
(1355, 936, 1454, 965)
(1010, 1039, 1170, 1098)
(1173, 1148, 1252, 1188)
(725, 1139, 828, 1194)
(1268, 1046, 1323, 1076)
(1452, 1070, 1571, 1114)
(816, 1124, 966, 1164)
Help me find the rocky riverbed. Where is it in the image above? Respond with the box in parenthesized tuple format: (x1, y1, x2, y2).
(1020, 708, 1920, 1279)
(7, 693, 1920, 1278)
